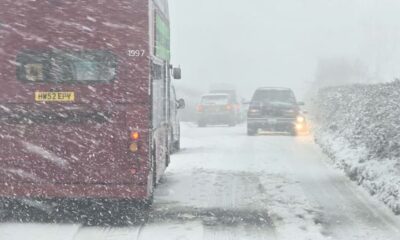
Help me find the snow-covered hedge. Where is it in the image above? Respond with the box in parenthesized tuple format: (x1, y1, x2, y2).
(313, 81, 400, 214)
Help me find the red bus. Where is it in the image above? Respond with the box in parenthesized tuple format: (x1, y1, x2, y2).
(0, 0, 180, 207)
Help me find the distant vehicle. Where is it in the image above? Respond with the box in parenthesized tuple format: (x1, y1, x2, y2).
(209, 89, 243, 123)
(0, 0, 180, 207)
(209, 89, 238, 101)
(168, 85, 185, 153)
(247, 88, 307, 136)
(197, 94, 237, 127)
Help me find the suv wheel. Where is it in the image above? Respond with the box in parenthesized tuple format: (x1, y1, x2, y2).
(174, 140, 180, 151)
(290, 128, 298, 136)
(247, 126, 257, 136)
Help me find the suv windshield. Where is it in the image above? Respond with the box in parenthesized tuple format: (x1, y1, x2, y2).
(252, 89, 296, 104)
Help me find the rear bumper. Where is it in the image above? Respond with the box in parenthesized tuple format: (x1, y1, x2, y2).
(0, 182, 149, 200)
(248, 117, 297, 130)
(198, 112, 235, 123)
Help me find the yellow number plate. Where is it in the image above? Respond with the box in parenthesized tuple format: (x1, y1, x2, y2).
(35, 92, 75, 102)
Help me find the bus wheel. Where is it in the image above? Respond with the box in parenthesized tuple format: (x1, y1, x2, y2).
(247, 127, 257, 136)
(290, 130, 298, 136)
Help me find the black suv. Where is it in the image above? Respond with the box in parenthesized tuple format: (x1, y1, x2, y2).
(247, 88, 306, 136)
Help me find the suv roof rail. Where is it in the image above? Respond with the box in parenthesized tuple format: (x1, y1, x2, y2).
(202, 93, 230, 97)
(257, 87, 292, 91)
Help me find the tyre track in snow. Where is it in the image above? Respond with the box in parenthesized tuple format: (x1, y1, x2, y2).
(286, 136, 400, 240)
(3, 123, 400, 239)
(0, 123, 275, 240)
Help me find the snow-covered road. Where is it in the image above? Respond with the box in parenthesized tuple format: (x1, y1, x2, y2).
(1, 123, 400, 240)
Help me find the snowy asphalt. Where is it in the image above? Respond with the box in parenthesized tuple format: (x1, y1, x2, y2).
(1, 123, 400, 240)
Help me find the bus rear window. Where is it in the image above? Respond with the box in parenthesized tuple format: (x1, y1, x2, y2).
(16, 50, 117, 83)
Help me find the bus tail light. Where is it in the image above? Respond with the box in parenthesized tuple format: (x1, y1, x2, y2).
(226, 104, 233, 111)
(131, 131, 140, 141)
(129, 142, 139, 153)
(129, 131, 140, 153)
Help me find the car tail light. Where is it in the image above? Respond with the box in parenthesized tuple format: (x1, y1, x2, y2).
(197, 105, 204, 112)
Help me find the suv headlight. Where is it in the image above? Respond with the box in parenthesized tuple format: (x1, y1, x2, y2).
(296, 116, 305, 123)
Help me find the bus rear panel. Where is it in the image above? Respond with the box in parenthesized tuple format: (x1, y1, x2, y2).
(0, 0, 156, 200)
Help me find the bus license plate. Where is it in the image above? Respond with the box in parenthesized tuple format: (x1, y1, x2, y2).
(35, 92, 75, 102)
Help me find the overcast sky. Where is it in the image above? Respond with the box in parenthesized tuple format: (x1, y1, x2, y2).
(169, 0, 400, 99)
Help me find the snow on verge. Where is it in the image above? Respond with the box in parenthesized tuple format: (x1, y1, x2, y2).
(312, 81, 400, 214)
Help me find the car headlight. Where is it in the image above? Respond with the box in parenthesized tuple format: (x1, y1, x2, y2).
(296, 116, 305, 123)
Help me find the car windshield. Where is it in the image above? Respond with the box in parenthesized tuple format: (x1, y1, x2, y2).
(2, 0, 400, 239)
